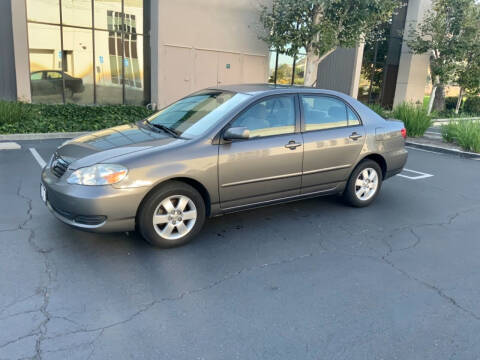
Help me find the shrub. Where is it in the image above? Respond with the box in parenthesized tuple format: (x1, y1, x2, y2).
(0, 102, 154, 134)
(444, 96, 459, 110)
(367, 103, 389, 119)
(391, 102, 432, 137)
(463, 97, 480, 115)
(441, 120, 480, 153)
(0, 101, 32, 130)
(441, 121, 458, 143)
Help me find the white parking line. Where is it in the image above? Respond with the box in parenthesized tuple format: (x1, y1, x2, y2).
(397, 168, 434, 180)
(0, 142, 21, 150)
(405, 146, 440, 155)
(29, 148, 46, 168)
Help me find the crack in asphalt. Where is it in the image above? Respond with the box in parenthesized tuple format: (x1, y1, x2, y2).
(2, 181, 57, 360)
(43, 252, 315, 343)
(381, 255, 480, 321)
(378, 207, 480, 323)
(3, 181, 480, 358)
(40, 206, 480, 352)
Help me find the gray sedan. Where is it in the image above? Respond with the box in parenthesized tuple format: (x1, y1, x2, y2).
(41, 84, 407, 248)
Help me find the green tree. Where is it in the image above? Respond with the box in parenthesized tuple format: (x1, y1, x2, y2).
(454, 5, 480, 113)
(259, 0, 402, 86)
(407, 0, 480, 114)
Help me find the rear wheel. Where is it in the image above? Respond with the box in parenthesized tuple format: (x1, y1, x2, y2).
(137, 181, 206, 248)
(343, 160, 382, 207)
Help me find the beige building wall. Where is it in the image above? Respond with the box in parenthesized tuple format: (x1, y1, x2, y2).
(151, 0, 271, 108)
(393, 0, 432, 106)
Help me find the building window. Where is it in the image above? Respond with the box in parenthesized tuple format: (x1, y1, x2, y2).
(26, 0, 149, 105)
(268, 48, 307, 86)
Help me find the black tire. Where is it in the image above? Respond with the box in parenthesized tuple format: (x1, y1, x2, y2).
(343, 159, 383, 207)
(137, 181, 206, 248)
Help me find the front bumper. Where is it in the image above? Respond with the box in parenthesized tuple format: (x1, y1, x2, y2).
(41, 167, 148, 232)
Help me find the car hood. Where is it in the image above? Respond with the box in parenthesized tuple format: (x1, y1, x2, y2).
(56, 123, 179, 169)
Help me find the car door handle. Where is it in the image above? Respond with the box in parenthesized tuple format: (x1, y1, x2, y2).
(285, 141, 302, 150)
(349, 132, 362, 140)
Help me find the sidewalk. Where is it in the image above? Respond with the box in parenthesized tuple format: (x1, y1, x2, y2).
(407, 125, 480, 159)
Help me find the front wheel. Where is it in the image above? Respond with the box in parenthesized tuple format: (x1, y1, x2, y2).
(137, 181, 206, 248)
(343, 160, 382, 207)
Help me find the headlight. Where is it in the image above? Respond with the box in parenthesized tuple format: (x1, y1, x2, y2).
(67, 164, 128, 185)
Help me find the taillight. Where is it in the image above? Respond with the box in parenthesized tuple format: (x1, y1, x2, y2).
(401, 128, 407, 139)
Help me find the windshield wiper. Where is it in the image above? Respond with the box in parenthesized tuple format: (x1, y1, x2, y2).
(145, 121, 182, 138)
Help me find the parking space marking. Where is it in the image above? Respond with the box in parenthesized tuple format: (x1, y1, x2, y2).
(29, 148, 46, 168)
(405, 146, 440, 155)
(0, 142, 21, 150)
(397, 168, 434, 180)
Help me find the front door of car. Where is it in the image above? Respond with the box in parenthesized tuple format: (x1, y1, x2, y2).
(218, 95, 303, 210)
(299, 94, 365, 194)
(45, 71, 63, 96)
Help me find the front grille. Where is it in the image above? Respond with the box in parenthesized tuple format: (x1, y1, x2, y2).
(51, 154, 70, 178)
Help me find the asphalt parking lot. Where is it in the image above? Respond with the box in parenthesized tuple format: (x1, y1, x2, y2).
(1, 139, 480, 360)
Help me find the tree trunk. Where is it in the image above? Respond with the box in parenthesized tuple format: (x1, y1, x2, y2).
(455, 87, 464, 114)
(304, 48, 336, 87)
(427, 85, 437, 115)
(432, 84, 445, 112)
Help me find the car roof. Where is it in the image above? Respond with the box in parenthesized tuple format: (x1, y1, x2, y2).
(209, 83, 350, 98)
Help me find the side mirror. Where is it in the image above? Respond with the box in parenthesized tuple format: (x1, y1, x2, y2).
(223, 127, 250, 141)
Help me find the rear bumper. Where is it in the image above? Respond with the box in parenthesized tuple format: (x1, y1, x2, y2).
(41, 167, 148, 232)
(384, 148, 408, 180)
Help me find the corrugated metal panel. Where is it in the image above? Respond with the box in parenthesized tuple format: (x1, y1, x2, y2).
(316, 48, 358, 96)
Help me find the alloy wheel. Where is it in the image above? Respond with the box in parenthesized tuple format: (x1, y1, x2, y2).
(152, 195, 197, 240)
(354, 168, 379, 201)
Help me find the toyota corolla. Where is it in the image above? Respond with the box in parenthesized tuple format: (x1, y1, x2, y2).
(41, 84, 407, 248)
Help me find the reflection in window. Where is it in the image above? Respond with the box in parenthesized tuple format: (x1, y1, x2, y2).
(232, 96, 296, 138)
(26, 0, 147, 105)
(124, 0, 144, 34)
(95, 30, 123, 104)
(26, 0, 60, 24)
(125, 34, 145, 105)
(301, 96, 349, 131)
(28, 23, 63, 104)
(62, 27, 93, 104)
(94, 0, 122, 30)
(62, 0, 92, 27)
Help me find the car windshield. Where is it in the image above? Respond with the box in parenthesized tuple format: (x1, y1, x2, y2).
(146, 90, 250, 138)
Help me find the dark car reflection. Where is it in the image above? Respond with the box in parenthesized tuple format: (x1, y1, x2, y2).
(30, 70, 85, 99)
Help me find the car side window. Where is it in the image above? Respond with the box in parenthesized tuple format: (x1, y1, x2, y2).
(301, 95, 349, 131)
(231, 96, 295, 138)
(347, 106, 361, 126)
(47, 72, 62, 79)
(30, 72, 42, 81)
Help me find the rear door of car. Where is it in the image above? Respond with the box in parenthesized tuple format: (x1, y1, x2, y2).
(218, 94, 303, 210)
(299, 94, 365, 194)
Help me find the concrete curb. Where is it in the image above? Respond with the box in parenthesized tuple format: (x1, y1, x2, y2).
(406, 140, 480, 159)
(0, 132, 89, 141)
(432, 117, 480, 126)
